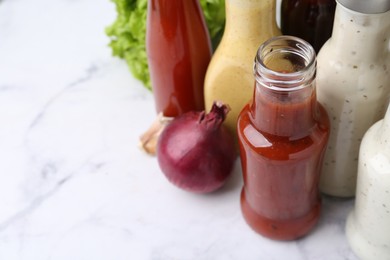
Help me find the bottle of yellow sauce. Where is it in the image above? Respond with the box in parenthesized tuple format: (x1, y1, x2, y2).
(204, 0, 280, 141)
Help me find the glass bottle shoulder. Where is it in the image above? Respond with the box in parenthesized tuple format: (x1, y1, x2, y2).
(316, 42, 390, 97)
(360, 120, 390, 160)
(237, 105, 329, 161)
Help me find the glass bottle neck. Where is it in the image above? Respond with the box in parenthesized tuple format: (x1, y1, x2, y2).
(329, 2, 390, 60)
(250, 36, 318, 138)
(224, 0, 278, 39)
(250, 80, 317, 138)
(150, 0, 193, 6)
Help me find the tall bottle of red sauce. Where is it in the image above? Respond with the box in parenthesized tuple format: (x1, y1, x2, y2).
(237, 36, 330, 240)
(146, 0, 212, 118)
(281, 0, 336, 53)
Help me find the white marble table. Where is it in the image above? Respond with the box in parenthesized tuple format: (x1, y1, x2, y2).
(0, 0, 359, 259)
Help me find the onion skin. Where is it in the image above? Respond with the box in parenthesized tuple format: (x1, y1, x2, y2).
(157, 102, 236, 193)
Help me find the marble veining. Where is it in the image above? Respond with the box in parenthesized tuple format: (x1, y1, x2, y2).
(27, 63, 100, 130)
(0, 0, 360, 259)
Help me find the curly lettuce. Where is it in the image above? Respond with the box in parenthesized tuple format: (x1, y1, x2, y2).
(105, 0, 225, 91)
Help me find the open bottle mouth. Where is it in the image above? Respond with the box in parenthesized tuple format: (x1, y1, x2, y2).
(254, 36, 316, 92)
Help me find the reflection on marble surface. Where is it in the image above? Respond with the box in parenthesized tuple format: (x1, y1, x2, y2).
(0, 0, 358, 259)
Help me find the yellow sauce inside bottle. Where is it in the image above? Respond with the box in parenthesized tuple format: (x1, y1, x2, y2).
(204, 0, 280, 143)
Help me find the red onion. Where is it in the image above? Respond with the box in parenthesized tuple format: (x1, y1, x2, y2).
(157, 102, 236, 193)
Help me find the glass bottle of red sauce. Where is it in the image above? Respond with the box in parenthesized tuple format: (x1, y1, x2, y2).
(146, 0, 212, 118)
(237, 36, 330, 240)
(281, 0, 336, 53)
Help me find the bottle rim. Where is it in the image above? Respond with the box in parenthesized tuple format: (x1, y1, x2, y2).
(254, 35, 316, 92)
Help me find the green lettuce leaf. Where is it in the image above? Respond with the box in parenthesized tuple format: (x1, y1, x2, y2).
(200, 0, 225, 49)
(105, 0, 225, 91)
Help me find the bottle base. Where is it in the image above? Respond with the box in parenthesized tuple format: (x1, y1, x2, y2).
(319, 184, 356, 199)
(346, 212, 390, 260)
(240, 189, 321, 240)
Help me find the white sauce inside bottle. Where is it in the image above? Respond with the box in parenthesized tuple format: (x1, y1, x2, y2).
(316, 2, 390, 197)
(346, 107, 390, 259)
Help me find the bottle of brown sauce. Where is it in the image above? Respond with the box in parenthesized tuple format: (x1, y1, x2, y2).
(281, 0, 336, 53)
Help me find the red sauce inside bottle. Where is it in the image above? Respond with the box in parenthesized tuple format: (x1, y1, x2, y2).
(237, 76, 330, 240)
(146, 0, 212, 117)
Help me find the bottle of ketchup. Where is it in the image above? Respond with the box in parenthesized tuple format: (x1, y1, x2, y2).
(237, 36, 330, 240)
(140, 0, 212, 155)
(146, 0, 212, 118)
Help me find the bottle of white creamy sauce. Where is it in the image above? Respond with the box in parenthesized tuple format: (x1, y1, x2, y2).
(316, 0, 390, 197)
(204, 0, 280, 142)
(346, 102, 390, 260)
